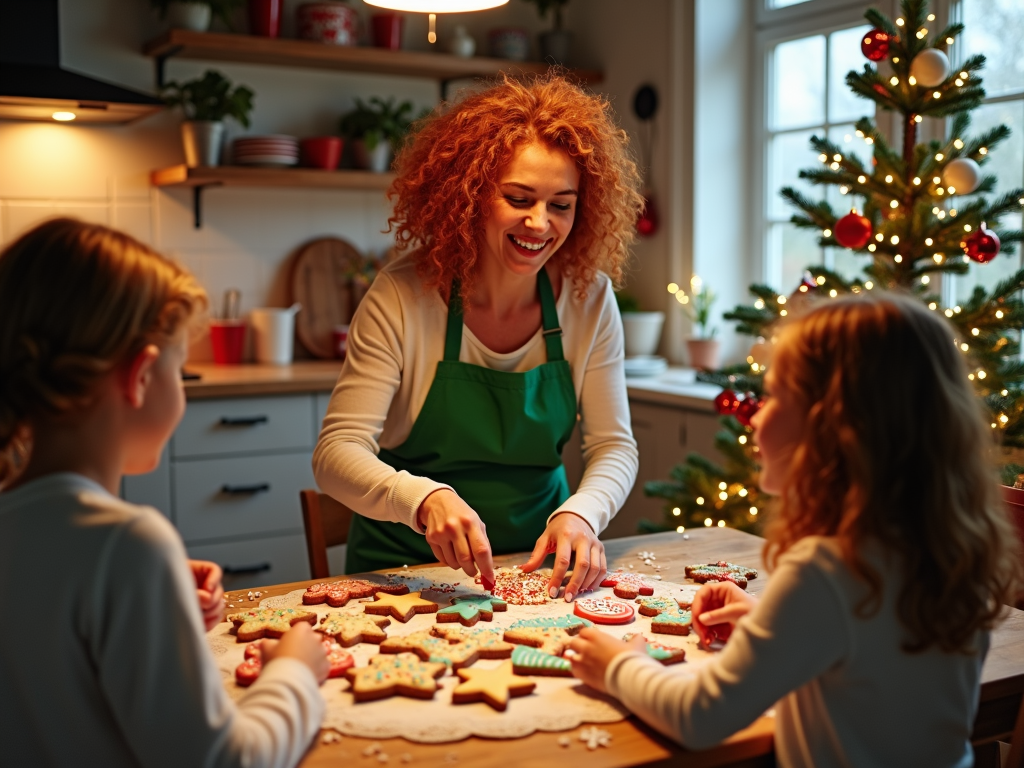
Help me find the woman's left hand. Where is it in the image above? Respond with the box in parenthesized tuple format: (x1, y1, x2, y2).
(520, 512, 606, 602)
(189, 559, 225, 631)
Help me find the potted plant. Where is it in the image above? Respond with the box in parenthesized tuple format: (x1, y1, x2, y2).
(617, 291, 665, 358)
(162, 70, 255, 167)
(150, 0, 243, 31)
(521, 0, 571, 64)
(339, 97, 416, 173)
(672, 276, 719, 370)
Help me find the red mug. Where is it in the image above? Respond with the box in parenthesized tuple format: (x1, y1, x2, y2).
(300, 136, 343, 170)
(371, 13, 403, 50)
(210, 321, 247, 365)
(248, 0, 281, 38)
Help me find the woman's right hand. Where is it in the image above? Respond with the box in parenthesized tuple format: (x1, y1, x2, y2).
(691, 581, 758, 646)
(261, 622, 329, 684)
(417, 489, 495, 587)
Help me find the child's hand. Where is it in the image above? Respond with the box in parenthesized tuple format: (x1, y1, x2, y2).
(567, 627, 647, 694)
(189, 559, 224, 631)
(691, 581, 758, 646)
(262, 623, 330, 684)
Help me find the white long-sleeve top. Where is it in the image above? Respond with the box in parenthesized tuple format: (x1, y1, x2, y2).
(605, 536, 985, 768)
(312, 254, 639, 537)
(0, 473, 325, 768)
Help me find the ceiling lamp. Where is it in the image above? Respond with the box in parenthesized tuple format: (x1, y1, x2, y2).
(362, 1, 508, 43)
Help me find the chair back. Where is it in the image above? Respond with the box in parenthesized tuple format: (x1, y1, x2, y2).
(299, 489, 355, 580)
(1000, 486, 1024, 768)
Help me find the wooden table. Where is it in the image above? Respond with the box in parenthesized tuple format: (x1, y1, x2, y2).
(223, 527, 1024, 767)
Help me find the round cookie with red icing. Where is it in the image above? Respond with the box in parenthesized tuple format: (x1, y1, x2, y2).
(573, 597, 635, 625)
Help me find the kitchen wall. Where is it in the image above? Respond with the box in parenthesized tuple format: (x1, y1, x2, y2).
(0, 0, 730, 363)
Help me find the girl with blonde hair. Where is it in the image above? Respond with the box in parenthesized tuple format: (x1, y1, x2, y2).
(570, 293, 1022, 767)
(0, 218, 328, 766)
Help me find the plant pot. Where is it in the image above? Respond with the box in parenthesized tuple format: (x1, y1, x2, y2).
(539, 29, 572, 65)
(300, 136, 343, 169)
(248, 0, 281, 37)
(371, 13, 403, 50)
(181, 120, 225, 167)
(351, 138, 393, 173)
(686, 338, 720, 371)
(621, 311, 664, 357)
(166, 2, 212, 31)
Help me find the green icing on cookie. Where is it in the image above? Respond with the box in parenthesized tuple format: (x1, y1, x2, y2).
(511, 645, 572, 672)
(655, 610, 692, 626)
(508, 614, 592, 631)
(437, 595, 507, 620)
(637, 596, 678, 613)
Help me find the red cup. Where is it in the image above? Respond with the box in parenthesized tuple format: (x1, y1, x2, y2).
(371, 13, 403, 50)
(210, 321, 247, 365)
(332, 324, 349, 359)
(300, 136, 343, 170)
(248, 0, 281, 38)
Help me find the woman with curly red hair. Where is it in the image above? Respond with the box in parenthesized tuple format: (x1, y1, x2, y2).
(314, 75, 644, 598)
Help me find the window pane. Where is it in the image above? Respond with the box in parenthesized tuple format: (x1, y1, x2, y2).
(769, 129, 820, 218)
(770, 222, 822, 292)
(969, 100, 1024, 194)
(956, 212, 1023, 302)
(961, 0, 1024, 99)
(826, 246, 871, 282)
(825, 123, 863, 211)
(772, 35, 826, 130)
(769, 0, 812, 8)
(828, 26, 874, 123)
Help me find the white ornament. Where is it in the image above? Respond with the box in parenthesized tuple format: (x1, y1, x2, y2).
(448, 25, 476, 58)
(942, 157, 982, 195)
(910, 49, 950, 88)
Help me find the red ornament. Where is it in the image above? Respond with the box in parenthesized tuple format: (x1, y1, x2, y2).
(962, 223, 1001, 264)
(735, 393, 762, 427)
(834, 210, 873, 249)
(714, 389, 741, 415)
(861, 28, 890, 62)
(636, 193, 658, 237)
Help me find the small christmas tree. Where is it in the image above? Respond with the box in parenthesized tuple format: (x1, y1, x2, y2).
(646, 0, 1024, 534)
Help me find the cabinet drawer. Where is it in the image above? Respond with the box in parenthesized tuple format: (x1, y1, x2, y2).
(187, 533, 310, 591)
(174, 453, 314, 541)
(172, 395, 315, 459)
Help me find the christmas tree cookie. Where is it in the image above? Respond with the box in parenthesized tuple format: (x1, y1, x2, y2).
(685, 561, 758, 590)
(346, 652, 447, 702)
(452, 660, 536, 710)
(436, 595, 507, 626)
(510, 645, 573, 677)
(364, 591, 439, 622)
(318, 612, 391, 646)
(227, 607, 318, 642)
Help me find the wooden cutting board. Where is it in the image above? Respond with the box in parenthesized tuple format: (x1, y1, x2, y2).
(290, 237, 364, 359)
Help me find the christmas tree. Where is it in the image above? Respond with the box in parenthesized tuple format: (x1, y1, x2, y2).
(645, 0, 1024, 534)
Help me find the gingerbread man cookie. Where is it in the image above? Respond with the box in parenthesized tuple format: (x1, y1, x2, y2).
(452, 660, 536, 711)
(318, 612, 391, 646)
(302, 578, 409, 607)
(600, 570, 655, 599)
(430, 626, 515, 659)
(685, 561, 758, 590)
(436, 595, 508, 626)
(380, 630, 482, 670)
(346, 652, 447, 702)
(510, 645, 573, 677)
(364, 591, 439, 623)
(227, 607, 318, 642)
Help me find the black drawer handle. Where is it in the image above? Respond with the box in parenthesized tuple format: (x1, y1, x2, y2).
(220, 483, 271, 495)
(219, 416, 269, 426)
(223, 562, 272, 576)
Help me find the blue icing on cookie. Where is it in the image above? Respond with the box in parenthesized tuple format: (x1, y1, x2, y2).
(511, 645, 572, 673)
(508, 614, 593, 630)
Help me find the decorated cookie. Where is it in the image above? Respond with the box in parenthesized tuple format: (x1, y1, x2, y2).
(346, 652, 447, 702)
(651, 609, 693, 636)
(685, 561, 759, 590)
(364, 591, 439, 623)
(436, 595, 508, 626)
(227, 607, 318, 643)
(504, 626, 575, 656)
(622, 633, 686, 665)
(635, 596, 685, 617)
(510, 645, 573, 677)
(507, 615, 592, 633)
(452, 660, 536, 711)
(430, 626, 515, 659)
(573, 597, 635, 625)
(380, 630, 482, 669)
(303, 578, 409, 607)
(318, 612, 391, 646)
(324, 639, 356, 678)
(235, 644, 263, 686)
(600, 570, 655, 599)
(486, 567, 553, 605)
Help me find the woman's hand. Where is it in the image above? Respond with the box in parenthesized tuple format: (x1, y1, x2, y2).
(261, 623, 330, 684)
(691, 581, 758, 646)
(189, 559, 224, 631)
(520, 512, 606, 602)
(567, 627, 647, 694)
(417, 489, 495, 587)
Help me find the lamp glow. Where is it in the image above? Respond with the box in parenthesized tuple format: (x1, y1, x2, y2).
(362, 0, 508, 10)
(52, 111, 76, 122)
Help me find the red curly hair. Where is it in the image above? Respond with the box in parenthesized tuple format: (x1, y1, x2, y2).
(388, 73, 644, 300)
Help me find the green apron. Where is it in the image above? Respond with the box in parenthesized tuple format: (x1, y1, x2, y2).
(345, 268, 577, 574)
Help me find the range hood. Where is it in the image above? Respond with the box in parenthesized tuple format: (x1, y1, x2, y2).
(0, 1, 163, 124)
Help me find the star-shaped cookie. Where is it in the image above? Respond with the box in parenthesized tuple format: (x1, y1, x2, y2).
(227, 607, 318, 642)
(346, 652, 447, 702)
(452, 660, 536, 711)
(380, 630, 482, 669)
(303, 578, 409, 607)
(436, 595, 507, 626)
(430, 626, 514, 659)
(318, 612, 391, 646)
(364, 591, 439, 622)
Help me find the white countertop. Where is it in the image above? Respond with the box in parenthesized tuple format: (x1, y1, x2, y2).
(625, 366, 721, 411)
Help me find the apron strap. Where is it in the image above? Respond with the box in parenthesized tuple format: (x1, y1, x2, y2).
(444, 270, 564, 363)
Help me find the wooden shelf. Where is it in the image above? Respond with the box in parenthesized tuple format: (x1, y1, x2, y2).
(143, 29, 603, 87)
(151, 165, 395, 227)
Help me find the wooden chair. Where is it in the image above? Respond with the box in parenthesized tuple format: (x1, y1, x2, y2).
(299, 489, 355, 580)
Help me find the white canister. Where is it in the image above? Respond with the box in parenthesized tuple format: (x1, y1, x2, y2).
(621, 311, 665, 357)
(250, 305, 301, 365)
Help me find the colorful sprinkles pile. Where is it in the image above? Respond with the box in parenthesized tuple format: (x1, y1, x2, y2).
(483, 566, 551, 605)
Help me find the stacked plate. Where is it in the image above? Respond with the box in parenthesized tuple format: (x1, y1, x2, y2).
(233, 135, 299, 167)
(623, 355, 668, 378)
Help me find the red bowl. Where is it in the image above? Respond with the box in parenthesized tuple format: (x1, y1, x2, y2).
(300, 136, 343, 170)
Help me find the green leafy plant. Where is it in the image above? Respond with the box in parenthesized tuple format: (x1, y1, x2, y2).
(615, 291, 640, 314)
(149, 0, 243, 28)
(521, 0, 569, 31)
(671, 276, 717, 339)
(339, 97, 419, 151)
(161, 70, 255, 127)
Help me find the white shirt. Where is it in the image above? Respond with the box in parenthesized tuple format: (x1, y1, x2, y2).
(605, 536, 985, 768)
(0, 473, 324, 768)
(313, 254, 639, 536)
